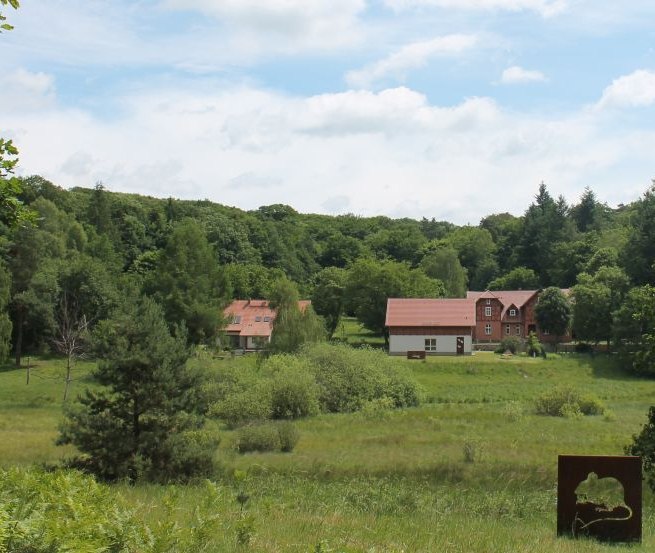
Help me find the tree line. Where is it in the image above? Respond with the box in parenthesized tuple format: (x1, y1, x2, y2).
(0, 176, 654, 363)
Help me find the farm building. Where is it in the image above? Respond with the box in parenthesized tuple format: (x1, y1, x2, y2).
(223, 299, 311, 351)
(467, 289, 572, 343)
(385, 298, 476, 356)
(386, 289, 572, 355)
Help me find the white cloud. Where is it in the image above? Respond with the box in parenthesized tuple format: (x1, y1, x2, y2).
(162, 0, 366, 53)
(596, 70, 655, 110)
(500, 65, 547, 84)
(345, 34, 478, 88)
(4, 81, 652, 224)
(384, 0, 567, 18)
(0, 69, 56, 111)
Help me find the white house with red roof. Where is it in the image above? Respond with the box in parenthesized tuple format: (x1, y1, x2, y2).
(385, 298, 476, 355)
(223, 299, 311, 350)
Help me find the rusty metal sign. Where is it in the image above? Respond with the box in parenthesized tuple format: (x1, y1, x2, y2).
(557, 455, 642, 542)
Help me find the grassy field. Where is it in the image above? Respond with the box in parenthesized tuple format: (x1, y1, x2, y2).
(2, 351, 655, 551)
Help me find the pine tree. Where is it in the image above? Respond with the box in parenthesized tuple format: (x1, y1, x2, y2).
(58, 296, 218, 481)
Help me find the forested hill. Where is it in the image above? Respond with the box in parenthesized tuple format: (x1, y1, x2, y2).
(4, 174, 655, 360)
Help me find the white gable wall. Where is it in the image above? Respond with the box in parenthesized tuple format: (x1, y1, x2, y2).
(389, 334, 472, 355)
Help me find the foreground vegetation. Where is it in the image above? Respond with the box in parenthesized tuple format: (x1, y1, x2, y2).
(2, 351, 655, 551)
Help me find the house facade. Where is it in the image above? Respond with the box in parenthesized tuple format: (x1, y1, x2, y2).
(223, 299, 311, 350)
(468, 289, 572, 343)
(385, 298, 476, 356)
(385, 289, 572, 354)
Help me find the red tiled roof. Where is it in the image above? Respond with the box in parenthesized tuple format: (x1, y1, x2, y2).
(223, 299, 311, 337)
(385, 298, 476, 328)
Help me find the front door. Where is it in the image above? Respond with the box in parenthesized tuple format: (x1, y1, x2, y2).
(456, 336, 465, 355)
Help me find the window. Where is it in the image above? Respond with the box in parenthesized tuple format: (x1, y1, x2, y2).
(543, 329, 550, 335)
(485, 306, 492, 317)
(255, 316, 262, 322)
(505, 324, 511, 335)
(233, 315, 241, 324)
(509, 308, 516, 317)
(486, 299, 491, 305)
(425, 338, 437, 352)
(515, 325, 521, 336)
(263, 316, 271, 322)
(485, 323, 492, 335)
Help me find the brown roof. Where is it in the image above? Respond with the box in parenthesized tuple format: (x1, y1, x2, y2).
(385, 298, 476, 328)
(223, 299, 311, 337)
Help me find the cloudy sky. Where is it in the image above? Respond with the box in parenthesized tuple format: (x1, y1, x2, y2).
(1, 1, 655, 224)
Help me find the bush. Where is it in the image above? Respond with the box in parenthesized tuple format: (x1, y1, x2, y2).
(534, 387, 605, 417)
(235, 423, 280, 453)
(276, 421, 300, 452)
(525, 331, 543, 357)
(163, 427, 221, 480)
(626, 406, 655, 491)
(300, 343, 422, 413)
(209, 382, 273, 428)
(265, 355, 320, 419)
(496, 337, 521, 355)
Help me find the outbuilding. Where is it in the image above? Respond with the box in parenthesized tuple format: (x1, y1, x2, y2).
(385, 298, 476, 356)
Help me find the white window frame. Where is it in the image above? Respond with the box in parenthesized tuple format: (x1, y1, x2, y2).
(425, 338, 437, 352)
(543, 329, 550, 335)
(515, 324, 521, 336)
(486, 299, 491, 305)
(505, 324, 511, 335)
(485, 323, 492, 335)
(485, 306, 492, 317)
(509, 308, 516, 317)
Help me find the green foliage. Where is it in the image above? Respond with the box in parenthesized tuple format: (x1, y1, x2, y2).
(419, 246, 467, 298)
(235, 422, 282, 453)
(59, 297, 217, 481)
(495, 337, 521, 354)
(488, 266, 539, 291)
(525, 332, 542, 357)
(345, 258, 444, 336)
(147, 219, 228, 344)
(626, 406, 655, 492)
(277, 421, 300, 452)
(613, 285, 655, 375)
(0, 467, 148, 552)
(301, 343, 422, 412)
(534, 287, 572, 345)
(310, 267, 347, 337)
(209, 380, 273, 428)
(534, 387, 605, 417)
(0, 0, 19, 33)
(269, 278, 325, 354)
(621, 182, 655, 284)
(267, 356, 321, 419)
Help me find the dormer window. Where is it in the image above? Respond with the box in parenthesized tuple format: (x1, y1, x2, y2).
(263, 316, 271, 322)
(255, 316, 262, 322)
(486, 299, 491, 305)
(509, 309, 516, 317)
(233, 315, 241, 324)
(485, 306, 492, 317)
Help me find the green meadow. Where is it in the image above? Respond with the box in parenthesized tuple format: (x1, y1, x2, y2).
(2, 351, 655, 552)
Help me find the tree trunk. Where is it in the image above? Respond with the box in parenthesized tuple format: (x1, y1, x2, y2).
(63, 353, 72, 401)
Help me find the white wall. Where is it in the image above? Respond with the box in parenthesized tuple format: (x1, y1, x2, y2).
(389, 334, 472, 355)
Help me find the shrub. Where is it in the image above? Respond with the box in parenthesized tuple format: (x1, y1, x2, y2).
(503, 401, 525, 422)
(525, 331, 543, 357)
(235, 423, 280, 453)
(276, 421, 300, 452)
(534, 387, 605, 417)
(626, 406, 655, 491)
(360, 397, 395, 420)
(209, 382, 273, 428)
(265, 355, 320, 419)
(496, 337, 521, 355)
(163, 427, 221, 480)
(300, 343, 422, 413)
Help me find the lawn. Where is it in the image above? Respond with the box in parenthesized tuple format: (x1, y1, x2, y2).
(2, 351, 655, 552)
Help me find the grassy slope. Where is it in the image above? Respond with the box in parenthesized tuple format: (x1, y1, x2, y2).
(2, 352, 655, 552)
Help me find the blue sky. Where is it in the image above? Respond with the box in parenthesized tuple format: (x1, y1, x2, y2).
(1, 0, 655, 224)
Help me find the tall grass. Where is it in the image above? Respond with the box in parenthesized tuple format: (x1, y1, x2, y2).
(2, 351, 655, 551)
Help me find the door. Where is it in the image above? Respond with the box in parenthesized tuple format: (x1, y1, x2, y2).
(456, 336, 465, 355)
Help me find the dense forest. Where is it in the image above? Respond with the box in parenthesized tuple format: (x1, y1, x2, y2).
(1, 174, 654, 365)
